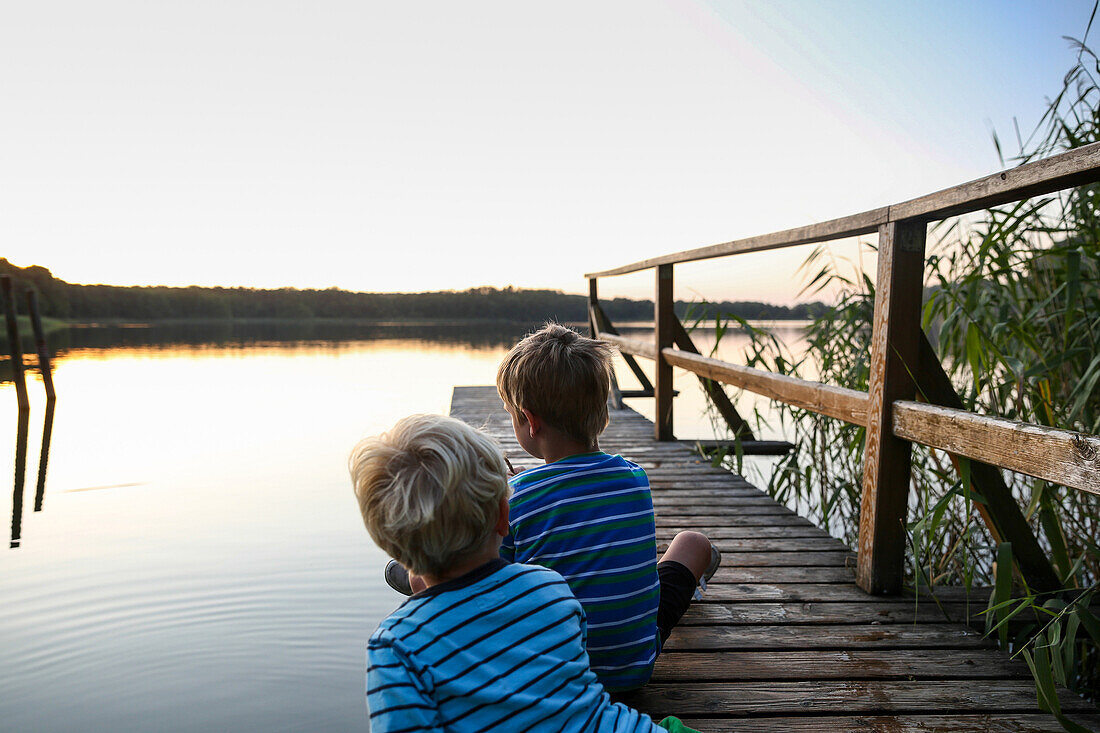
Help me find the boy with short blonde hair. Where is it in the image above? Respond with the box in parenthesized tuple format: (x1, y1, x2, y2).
(495, 323, 719, 693)
(351, 414, 697, 732)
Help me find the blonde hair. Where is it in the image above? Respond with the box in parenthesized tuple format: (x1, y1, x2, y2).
(496, 322, 612, 444)
(349, 414, 509, 578)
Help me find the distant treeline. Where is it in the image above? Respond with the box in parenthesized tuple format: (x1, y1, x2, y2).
(0, 259, 826, 323)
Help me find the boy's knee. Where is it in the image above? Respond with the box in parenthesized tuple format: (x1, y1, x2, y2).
(672, 531, 710, 552)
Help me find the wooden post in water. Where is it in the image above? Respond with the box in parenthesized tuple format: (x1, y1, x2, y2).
(857, 220, 926, 595)
(25, 290, 55, 402)
(35, 399, 55, 513)
(654, 264, 675, 441)
(1, 276, 29, 412)
(11, 409, 29, 548)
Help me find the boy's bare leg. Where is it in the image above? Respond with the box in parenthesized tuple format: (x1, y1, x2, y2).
(659, 531, 713, 580)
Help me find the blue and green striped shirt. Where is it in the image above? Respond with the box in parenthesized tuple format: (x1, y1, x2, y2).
(501, 452, 659, 692)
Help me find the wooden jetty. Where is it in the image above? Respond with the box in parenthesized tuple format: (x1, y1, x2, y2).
(452, 386, 1100, 731)
(452, 144, 1100, 730)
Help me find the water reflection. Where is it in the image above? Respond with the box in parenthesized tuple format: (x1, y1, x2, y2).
(10, 408, 28, 547)
(35, 399, 55, 512)
(8, 401, 55, 548)
(0, 320, 555, 382)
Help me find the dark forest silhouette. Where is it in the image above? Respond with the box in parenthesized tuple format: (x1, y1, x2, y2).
(0, 259, 824, 324)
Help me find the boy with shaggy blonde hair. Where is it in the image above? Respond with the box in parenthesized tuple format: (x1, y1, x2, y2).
(351, 414, 698, 732)
(495, 323, 719, 693)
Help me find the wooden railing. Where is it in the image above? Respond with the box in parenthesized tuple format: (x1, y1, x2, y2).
(585, 142, 1100, 596)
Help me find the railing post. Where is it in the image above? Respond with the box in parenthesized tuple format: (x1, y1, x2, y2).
(588, 278, 599, 338)
(857, 220, 926, 595)
(655, 264, 675, 441)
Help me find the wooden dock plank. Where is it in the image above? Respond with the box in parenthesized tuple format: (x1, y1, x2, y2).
(614, 680, 1092, 715)
(650, 650, 1030, 681)
(678, 715, 1100, 733)
(449, 387, 1093, 731)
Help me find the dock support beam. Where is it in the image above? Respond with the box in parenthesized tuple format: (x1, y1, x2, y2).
(655, 264, 675, 441)
(857, 221, 925, 595)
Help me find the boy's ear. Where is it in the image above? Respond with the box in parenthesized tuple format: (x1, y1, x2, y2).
(495, 495, 510, 537)
(521, 408, 541, 436)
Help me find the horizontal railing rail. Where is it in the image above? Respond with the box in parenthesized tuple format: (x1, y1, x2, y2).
(586, 141, 1100, 278)
(585, 141, 1100, 596)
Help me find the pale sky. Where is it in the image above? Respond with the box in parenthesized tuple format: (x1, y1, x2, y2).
(1, 1, 1094, 303)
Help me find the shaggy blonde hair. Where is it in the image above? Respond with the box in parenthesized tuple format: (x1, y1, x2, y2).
(496, 322, 613, 445)
(349, 414, 509, 578)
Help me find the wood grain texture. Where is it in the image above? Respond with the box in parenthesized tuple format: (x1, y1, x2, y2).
(679, 600, 983, 625)
(857, 221, 926, 595)
(650, 649, 1029, 680)
(585, 207, 889, 277)
(892, 400, 1100, 496)
(655, 264, 675, 441)
(614, 680, 1091, 716)
(660, 348, 869, 425)
(676, 715, 1100, 732)
(598, 331, 656, 360)
(661, 623, 990, 651)
(585, 142, 1100, 279)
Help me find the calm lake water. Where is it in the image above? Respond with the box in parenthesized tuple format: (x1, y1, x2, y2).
(0, 320, 807, 732)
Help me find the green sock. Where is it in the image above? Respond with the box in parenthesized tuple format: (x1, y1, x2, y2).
(657, 716, 702, 733)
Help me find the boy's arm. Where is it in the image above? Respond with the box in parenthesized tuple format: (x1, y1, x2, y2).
(367, 638, 444, 733)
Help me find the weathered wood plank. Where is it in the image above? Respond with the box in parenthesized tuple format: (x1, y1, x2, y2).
(892, 400, 1100, 496)
(658, 537, 848, 553)
(654, 514, 818, 528)
(681, 551, 855, 567)
(585, 142, 1100, 278)
(653, 503, 799, 516)
(679, 601, 982, 625)
(857, 220, 926, 595)
(708, 566, 855, 583)
(585, 207, 889, 278)
(696, 583, 954, 603)
(889, 140, 1100, 221)
(677, 714, 1100, 732)
(656, 525, 835, 540)
(662, 623, 990, 651)
(650, 649, 1030, 680)
(615, 680, 1090, 716)
(599, 331, 657, 360)
(660, 348, 869, 426)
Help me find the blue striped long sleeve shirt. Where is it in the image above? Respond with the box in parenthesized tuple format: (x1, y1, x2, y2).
(366, 559, 664, 733)
(500, 452, 660, 691)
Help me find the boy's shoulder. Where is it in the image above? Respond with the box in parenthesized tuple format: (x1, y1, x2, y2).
(511, 451, 645, 486)
(371, 561, 576, 642)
